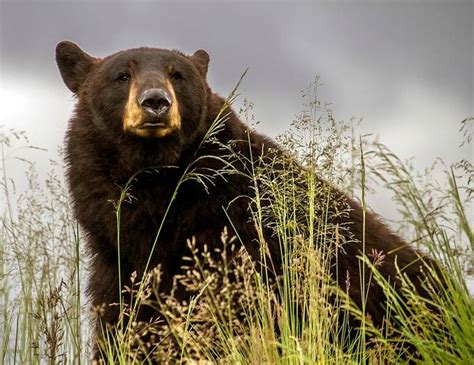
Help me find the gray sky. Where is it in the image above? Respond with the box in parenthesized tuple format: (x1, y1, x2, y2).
(1, 0, 473, 219)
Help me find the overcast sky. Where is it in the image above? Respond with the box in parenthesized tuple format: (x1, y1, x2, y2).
(0, 0, 472, 219)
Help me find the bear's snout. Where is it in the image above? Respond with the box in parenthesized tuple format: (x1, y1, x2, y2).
(123, 78, 181, 138)
(138, 88, 172, 120)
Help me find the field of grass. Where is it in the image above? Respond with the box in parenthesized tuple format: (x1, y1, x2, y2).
(1, 82, 472, 364)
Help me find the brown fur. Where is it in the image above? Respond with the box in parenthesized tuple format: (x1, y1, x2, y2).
(56, 41, 439, 354)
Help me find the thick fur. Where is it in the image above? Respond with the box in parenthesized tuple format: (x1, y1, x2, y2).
(57, 42, 437, 350)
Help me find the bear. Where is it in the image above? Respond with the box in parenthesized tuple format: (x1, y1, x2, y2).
(55, 41, 441, 359)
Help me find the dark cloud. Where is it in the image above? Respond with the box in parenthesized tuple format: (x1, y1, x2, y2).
(2, 1, 471, 96)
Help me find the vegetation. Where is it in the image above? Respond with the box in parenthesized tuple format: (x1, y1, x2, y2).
(1, 81, 472, 364)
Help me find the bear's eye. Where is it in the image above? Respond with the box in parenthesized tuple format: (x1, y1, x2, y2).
(170, 71, 184, 81)
(115, 72, 131, 82)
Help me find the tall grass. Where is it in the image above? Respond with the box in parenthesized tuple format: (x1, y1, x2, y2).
(1, 83, 472, 363)
(1, 130, 87, 364)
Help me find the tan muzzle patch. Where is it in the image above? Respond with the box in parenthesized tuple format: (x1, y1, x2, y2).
(123, 80, 181, 138)
(164, 79, 181, 131)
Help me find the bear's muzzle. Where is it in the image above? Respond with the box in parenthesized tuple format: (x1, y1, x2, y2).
(123, 80, 181, 138)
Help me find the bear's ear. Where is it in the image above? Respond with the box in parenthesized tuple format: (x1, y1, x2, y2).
(191, 49, 210, 78)
(56, 41, 95, 93)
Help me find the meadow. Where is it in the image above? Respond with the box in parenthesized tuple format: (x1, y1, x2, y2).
(1, 80, 473, 364)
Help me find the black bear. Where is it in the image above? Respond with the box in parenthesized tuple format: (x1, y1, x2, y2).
(56, 41, 439, 358)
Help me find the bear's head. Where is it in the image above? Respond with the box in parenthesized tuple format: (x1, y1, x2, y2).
(56, 41, 211, 168)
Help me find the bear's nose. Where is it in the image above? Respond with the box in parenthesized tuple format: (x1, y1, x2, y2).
(138, 88, 171, 117)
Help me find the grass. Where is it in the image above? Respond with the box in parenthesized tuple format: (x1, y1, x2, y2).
(1, 130, 86, 364)
(0, 80, 472, 364)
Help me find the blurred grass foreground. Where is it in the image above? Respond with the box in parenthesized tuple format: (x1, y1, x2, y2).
(1, 81, 473, 364)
